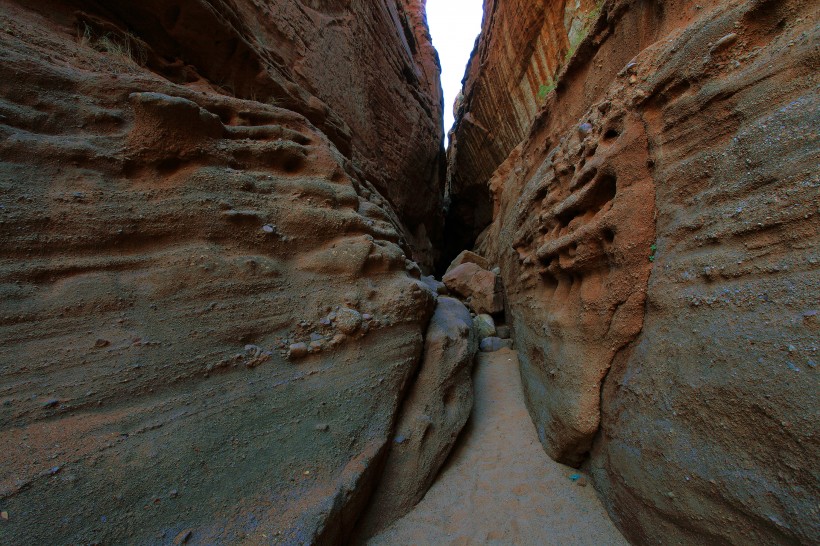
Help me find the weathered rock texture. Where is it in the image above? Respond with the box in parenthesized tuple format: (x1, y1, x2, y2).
(355, 296, 478, 539)
(0, 0, 444, 543)
(443, 0, 601, 264)
(443, 261, 505, 316)
(454, 0, 820, 543)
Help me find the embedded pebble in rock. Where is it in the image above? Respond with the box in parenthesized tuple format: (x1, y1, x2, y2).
(288, 343, 309, 360)
(335, 307, 362, 335)
(329, 333, 347, 347)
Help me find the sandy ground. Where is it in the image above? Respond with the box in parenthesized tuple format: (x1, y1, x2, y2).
(370, 348, 628, 545)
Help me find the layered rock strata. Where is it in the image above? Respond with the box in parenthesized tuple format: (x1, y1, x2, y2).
(0, 0, 446, 543)
(443, 0, 600, 263)
(453, 0, 820, 543)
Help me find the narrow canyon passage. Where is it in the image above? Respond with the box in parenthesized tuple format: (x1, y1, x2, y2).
(1, 0, 816, 543)
(370, 349, 627, 545)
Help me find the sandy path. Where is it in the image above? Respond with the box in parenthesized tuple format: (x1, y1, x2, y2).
(370, 348, 628, 545)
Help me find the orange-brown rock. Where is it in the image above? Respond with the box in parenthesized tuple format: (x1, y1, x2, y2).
(0, 0, 444, 543)
(443, 0, 600, 264)
(443, 262, 504, 316)
(445, 249, 490, 273)
(454, 0, 820, 543)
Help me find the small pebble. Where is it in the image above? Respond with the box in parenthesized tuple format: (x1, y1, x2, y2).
(262, 224, 275, 233)
(173, 529, 193, 545)
(711, 32, 738, 52)
(335, 307, 362, 335)
(288, 342, 309, 360)
(314, 423, 329, 432)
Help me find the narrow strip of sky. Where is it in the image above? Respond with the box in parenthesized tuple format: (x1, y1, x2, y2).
(425, 0, 484, 143)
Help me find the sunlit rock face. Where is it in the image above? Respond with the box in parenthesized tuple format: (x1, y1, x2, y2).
(443, 0, 600, 263)
(454, 0, 820, 543)
(0, 1, 444, 543)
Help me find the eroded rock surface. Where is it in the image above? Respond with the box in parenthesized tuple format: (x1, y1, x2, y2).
(355, 296, 478, 539)
(0, 0, 443, 543)
(444, 0, 602, 262)
(453, 0, 820, 543)
(442, 261, 504, 316)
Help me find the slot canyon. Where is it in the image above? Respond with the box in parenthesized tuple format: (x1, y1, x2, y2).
(0, 0, 817, 544)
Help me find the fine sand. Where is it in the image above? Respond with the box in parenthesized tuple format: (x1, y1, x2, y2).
(370, 348, 628, 545)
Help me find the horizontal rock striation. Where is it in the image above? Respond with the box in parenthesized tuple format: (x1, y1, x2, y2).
(453, 0, 820, 543)
(0, 0, 444, 543)
(443, 0, 600, 264)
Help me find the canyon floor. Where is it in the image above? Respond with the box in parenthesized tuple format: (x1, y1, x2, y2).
(370, 348, 627, 545)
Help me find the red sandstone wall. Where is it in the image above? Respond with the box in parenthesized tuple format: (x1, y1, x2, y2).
(455, 0, 820, 543)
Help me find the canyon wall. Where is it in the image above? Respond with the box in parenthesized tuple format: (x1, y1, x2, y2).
(444, 0, 600, 264)
(0, 0, 447, 543)
(452, 0, 819, 543)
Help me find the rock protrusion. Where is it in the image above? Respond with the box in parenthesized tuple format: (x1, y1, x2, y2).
(479, 337, 513, 353)
(445, 249, 490, 273)
(442, 256, 505, 315)
(356, 296, 479, 538)
(473, 314, 496, 340)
